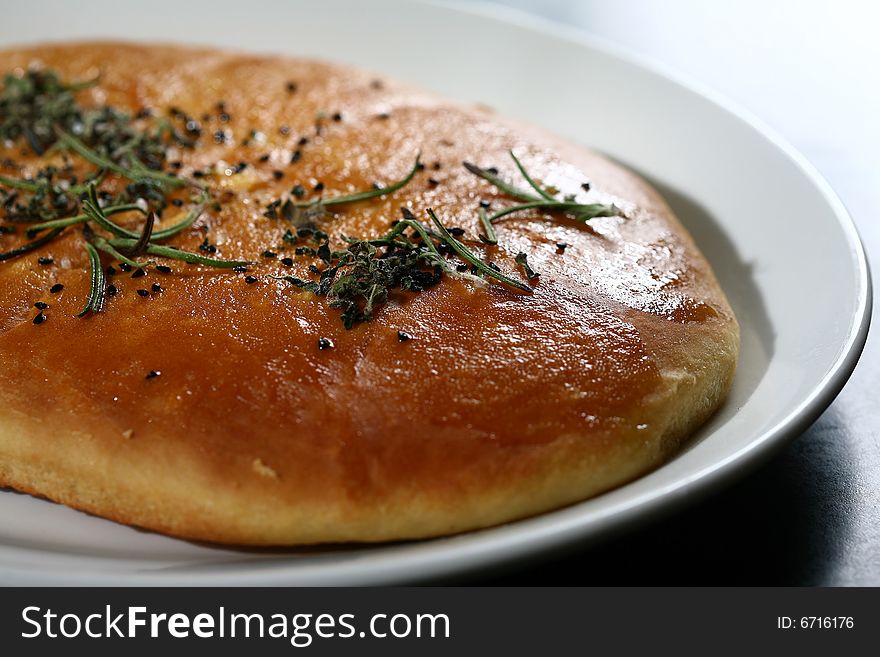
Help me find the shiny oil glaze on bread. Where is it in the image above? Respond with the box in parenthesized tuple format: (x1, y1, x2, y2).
(0, 43, 738, 545)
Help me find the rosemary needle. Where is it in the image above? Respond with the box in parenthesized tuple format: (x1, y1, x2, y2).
(77, 240, 105, 317)
(0, 227, 63, 262)
(464, 151, 619, 224)
(477, 206, 498, 245)
(56, 129, 185, 189)
(292, 154, 421, 208)
(426, 208, 532, 293)
(107, 240, 249, 268)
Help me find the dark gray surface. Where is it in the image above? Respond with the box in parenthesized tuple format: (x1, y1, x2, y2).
(470, 0, 879, 585)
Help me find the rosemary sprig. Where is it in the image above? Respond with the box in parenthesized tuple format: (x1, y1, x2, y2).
(128, 211, 156, 257)
(464, 150, 619, 224)
(0, 174, 42, 192)
(82, 184, 139, 239)
(77, 240, 105, 317)
(26, 203, 145, 237)
(56, 130, 185, 189)
(426, 208, 532, 293)
(91, 233, 142, 269)
(510, 151, 557, 201)
(477, 206, 498, 245)
(107, 239, 249, 268)
(26, 189, 206, 240)
(0, 227, 63, 262)
(291, 154, 421, 208)
(83, 184, 246, 268)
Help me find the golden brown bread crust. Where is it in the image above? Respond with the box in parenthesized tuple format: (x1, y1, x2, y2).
(0, 42, 738, 544)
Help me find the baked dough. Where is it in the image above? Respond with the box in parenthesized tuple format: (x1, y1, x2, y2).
(0, 43, 738, 545)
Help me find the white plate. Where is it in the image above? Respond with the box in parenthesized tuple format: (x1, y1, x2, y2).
(0, 0, 871, 585)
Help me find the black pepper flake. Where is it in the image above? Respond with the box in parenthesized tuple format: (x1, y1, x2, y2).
(171, 198, 184, 207)
(258, 153, 271, 163)
(281, 257, 293, 267)
(136, 289, 149, 297)
(313, 181, 324, 192)
(32, 312, 46, 325)
(291, 184, 305, 198)
(213, 130, 227, 144)
(290, 150, 302, 164)
(556, 241, 568, 253)
(156, 265, 172, 274)
(376, 112, 391, 120)
(146, 370, 161, 380)
(308, 264, 321, 275)
(131, 268, 147, 279)
(34, 302, 49, 310)
(151, 283, 163, 293)
(479, 200, 491, 208)
(49, 283, 64, 294)
(397, 330, 413, 342)
(297, 136, 309, 146)
(427, 177, 440, 186)
(37, 256, 54, 265)
(218, 112, 231, 123)
(261, 250, 277, 258)
(448, 227, 465, 237)
(456, 263, 468, 273)
(488, 262, 501, 272)
(318, 337, 334, 350)
(286, 81, 298, 93)
(185, 119, 201, 136)
(272, 170, 284, 180)
(199, 239, 217, 254)
(244, 275, 258, 284)
(106, 265, 117, 276)
(279, 125, 290, 135)
(119, 263, 132, 272)
(233, 265, 248, 273)
(107, 284, 118, 296)
(581, 182, 591, 192)
(331, 112, 343, 122)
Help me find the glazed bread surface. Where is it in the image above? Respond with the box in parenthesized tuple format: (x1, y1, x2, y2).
(0, 43, 739, 544)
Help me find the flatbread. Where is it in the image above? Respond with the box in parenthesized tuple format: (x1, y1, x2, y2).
(0, 43, 738, 545)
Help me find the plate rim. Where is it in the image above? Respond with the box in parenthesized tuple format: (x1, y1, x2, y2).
(0, 0, 872, 585)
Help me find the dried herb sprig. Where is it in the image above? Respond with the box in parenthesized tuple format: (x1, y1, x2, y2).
(0, 69, 98, 155)
(81, 184, 248, 269)
(290, 153, 421, 209)
(107, 239, 249, 268)
(26, 189, 207, 239)
(464, 151, 619, 224)
(55, 129, 185, 189)
(273, 207, 532, 328)
(0, 227, 63, 262)
(77, 239, 105, 317)
(271, 214, 447, 329)
(426, 208, 531, 292)
(477, 206, 497, 245)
